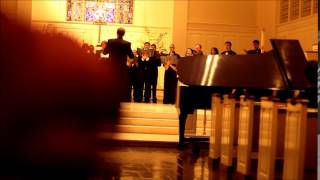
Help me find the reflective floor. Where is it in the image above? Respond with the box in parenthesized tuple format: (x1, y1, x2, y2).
(2, 144, 315, 179)
(97, 146, 262, 180)
(97, 145, 317, 180)
(98, 146, 221, 180)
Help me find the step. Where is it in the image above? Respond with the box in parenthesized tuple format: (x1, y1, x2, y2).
(116, 124, 178, 135)
(120, 102, 178, 113)
(98, 132, 179, 142)
(120, 110, 178, 119)
(118, 117, 179, 127)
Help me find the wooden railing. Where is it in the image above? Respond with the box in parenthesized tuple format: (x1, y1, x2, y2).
(208, 94, 317, 180)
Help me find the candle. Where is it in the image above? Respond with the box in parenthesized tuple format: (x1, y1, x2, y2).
(260, 28, 265, 51)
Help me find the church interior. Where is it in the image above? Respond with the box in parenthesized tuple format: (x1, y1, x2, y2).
(0, 0, 318, 179)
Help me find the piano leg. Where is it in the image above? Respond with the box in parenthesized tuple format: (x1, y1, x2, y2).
(178, 111, 188, 149)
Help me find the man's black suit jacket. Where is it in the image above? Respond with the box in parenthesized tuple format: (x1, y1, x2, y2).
(104, 38, 134, 68)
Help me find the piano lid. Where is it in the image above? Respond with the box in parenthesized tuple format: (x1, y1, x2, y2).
(177, 52, 286, 89)
(270, 39, 312, 89)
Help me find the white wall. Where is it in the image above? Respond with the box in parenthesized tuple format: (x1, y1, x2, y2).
(276, 15, 317, 51)
(0, 0, 18, 20)
(188, 0, 256, 25)
(31, 0, 174, 50)
(186, 0, 258, 55)
(256, 0, 317, 51)
(30, 0, 175, 90)
(256, 0, 277, 51)
(1, 0, 32, 27)
(185, 0, 317, 53)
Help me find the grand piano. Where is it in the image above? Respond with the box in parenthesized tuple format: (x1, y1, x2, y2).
(176, 39, 317, 148)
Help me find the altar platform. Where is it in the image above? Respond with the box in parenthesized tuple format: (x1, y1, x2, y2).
(98, 100, 212, 143)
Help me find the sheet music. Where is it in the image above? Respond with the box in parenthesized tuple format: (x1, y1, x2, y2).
(137, 48, 154, 57)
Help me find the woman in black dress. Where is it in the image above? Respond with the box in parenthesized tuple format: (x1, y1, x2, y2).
(163, 44, 180, 104)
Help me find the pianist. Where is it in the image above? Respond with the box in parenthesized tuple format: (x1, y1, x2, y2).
(221, 41, 237, 55)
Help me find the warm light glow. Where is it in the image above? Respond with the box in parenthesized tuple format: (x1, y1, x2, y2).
(31, 0, 173, 48)
(65, 0, 134, 24)
(200, 55, 219, 86)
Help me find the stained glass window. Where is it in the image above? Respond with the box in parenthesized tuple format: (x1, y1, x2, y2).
(66, 0, 133, 24)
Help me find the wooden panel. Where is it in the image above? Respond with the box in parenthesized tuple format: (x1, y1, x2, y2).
(205, 34, 221, 54)
(257, 98, 278, 180)
(220, 95, 236, 167)
(276, 15, 317, 50)
(209, 95, 222, 159)
(283, 100, 307, 180)
(305, 111, 317, 169)
(237, 96, 254, 175)
(186, 33, 203, 52)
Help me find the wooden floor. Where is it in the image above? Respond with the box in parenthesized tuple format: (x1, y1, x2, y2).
(97, 145, 316, 180)
(96, 97, 317, 180)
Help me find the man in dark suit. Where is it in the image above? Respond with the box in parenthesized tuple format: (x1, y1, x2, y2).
(150, 44, 161, 103)
(245, 40, 262, 54)
(136, 50, 152, 103)
(104, 27, 134, 102)
(221, 41, 237, 55)
(194, 43, 204, 55)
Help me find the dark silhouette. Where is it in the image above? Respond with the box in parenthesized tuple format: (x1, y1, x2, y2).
(194, 44, 204, 55)
(185, 48, 194, 56)
(0, 14, 121, 179)
(150, 44, 161, 103)
(136, 50, 152, 102)
(163, 44, 180, 104)
(246, 39, 262, 54)
(103, 27, 134, 102)
(210, 47, 219, 55)
(221, 41, 237, 55)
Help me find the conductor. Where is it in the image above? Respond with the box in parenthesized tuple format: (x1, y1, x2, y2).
(104, 27, 134, 101)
